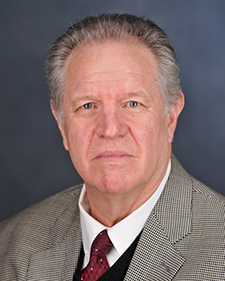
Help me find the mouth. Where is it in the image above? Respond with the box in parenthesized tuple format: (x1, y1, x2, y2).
(94, 151, 133, 163)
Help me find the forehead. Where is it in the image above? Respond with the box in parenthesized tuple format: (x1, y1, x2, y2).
(64, 40, 160, 94)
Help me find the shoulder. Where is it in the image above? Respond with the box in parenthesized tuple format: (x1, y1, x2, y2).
(190, 176, 224, 226)
(0, 184, 83, 230)
(191, 175, 225, 204)
(172, 154, 225, 203)
(172, 155, 224, 230)
(0, 184, 82, 257)
(169, 158, 224, 279)
(0, 184, 83, 280)
(170, 155, 224, 224)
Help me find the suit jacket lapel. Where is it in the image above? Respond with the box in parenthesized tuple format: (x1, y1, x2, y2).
(27, 192, 82, 281)
(124, 212, 185, 281)
(26, 156, 192, 280)
(124, 156, 192, 281)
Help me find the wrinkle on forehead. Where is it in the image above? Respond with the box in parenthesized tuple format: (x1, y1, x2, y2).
(70, 72, 154, 89)
(64, 40, 161, 101)
(64, 40, 159, 78)
(75, 71, 148, 82)
(67, 74, 159, 102)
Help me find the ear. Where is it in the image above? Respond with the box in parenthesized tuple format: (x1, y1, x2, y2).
(50, 100, 69, 151)
(167, 91, 185, 144)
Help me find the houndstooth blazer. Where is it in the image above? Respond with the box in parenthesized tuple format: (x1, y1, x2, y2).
(0, 155, 224, 280)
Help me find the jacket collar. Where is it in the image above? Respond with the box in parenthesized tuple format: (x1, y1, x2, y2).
(27, 156, 192, 280)
(27, 187, 83, 280)
(124, 155, 192, 280)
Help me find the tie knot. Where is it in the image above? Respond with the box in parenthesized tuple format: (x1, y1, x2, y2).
(91, 230, 112, 256)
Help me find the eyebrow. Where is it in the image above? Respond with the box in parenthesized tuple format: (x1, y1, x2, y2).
(71, 95, 95, 102)
(70, 95, 98, 109)
(124, 91, 152, 103)
(69, 86, 153, 109)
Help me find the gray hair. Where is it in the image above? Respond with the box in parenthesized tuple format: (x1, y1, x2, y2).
(45, 13, 182, 122)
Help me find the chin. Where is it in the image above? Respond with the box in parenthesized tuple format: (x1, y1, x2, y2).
(97, 171, 135, 195)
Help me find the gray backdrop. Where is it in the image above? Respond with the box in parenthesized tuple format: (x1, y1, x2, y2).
(1, 0, 225, 222)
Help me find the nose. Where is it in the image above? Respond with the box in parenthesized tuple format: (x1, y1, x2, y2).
(95, 108, 128, 138)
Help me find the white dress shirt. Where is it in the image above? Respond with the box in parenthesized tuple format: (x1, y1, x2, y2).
(79, 160, 171, 269)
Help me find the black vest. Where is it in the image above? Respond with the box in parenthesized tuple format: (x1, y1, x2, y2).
(73, 232, 141, 281)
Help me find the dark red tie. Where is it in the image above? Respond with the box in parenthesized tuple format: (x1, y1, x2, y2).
(78, 230, 112, 281)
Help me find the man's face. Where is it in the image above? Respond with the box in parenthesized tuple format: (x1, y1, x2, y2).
(53, 41, 183, 199)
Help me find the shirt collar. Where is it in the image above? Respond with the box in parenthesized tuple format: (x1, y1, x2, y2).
(79, 160, 171, 267)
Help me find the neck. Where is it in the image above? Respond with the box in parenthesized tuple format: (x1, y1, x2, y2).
(83, 161, 170, 227)
(88, 190, 153, 227)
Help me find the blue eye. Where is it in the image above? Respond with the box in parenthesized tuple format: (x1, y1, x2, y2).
(82, 103, 93, 109)
(128, 101, 140, 107)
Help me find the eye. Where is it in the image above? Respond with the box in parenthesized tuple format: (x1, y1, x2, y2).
(81, 102, 93, 109)
(127, 101, 140, 108)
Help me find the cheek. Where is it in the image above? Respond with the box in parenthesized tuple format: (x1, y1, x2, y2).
(65, 120, 96, 164)
(129, 121, 155, 161)
(64, 122, 85, 157)
(136, 117, 169, 154)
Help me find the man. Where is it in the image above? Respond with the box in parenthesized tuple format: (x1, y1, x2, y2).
(0, 14, 224, 281)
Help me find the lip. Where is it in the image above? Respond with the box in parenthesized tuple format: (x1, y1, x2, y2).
(93, 151, 133, 162)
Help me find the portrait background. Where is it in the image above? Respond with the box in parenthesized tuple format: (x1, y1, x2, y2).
(1, 0, 225, 221)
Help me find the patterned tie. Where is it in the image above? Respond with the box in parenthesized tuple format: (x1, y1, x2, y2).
(78, 229, 112, 281)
